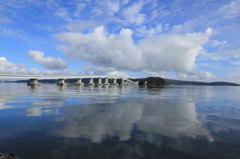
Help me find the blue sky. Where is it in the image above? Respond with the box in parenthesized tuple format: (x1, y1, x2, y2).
(0, 0, 240, 82)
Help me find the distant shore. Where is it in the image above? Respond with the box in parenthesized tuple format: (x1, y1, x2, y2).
(1, 77, 239, 87)
(132, 77, 239, 87)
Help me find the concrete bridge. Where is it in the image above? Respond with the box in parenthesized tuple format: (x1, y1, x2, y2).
(0, 74, 138, 86)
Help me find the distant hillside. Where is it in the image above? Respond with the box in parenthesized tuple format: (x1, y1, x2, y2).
(164, 78, 239, 86)
(131, 77, 239, 86)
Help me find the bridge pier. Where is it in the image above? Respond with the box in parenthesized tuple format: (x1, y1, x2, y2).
(121, 79, 125, 85)
(112, 78, 118, 85)
(27, 78, 41, 87)
(104, 78, 109, 85)
(97, 78, 102, 86)
(75, 78, 84, 86)
(57, 79, 67, 86)
(88, 78, 95, 86)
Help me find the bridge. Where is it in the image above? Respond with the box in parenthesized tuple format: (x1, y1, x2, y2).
(0, 74, 138, 86)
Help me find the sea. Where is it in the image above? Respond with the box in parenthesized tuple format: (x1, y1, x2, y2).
(0, 83, 240, 159)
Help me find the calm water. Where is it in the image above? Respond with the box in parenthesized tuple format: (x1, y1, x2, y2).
(0, 83, 240, 159)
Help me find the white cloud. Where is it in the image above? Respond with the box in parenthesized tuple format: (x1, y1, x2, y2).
(122, 0, 130, 5)
(224, 49, 240, 58)
(221, 71, 240, 83)
(140, 28, 212, 72)
(55, 26, 143, 71)
(55, 8, 72, 21)
(199, 49, 240, 61)
(88, 0, 121, 17)
(198, 52, 224, 61)
(107, 71, 129, 78)
(136, 24, 163, 37)
(209, 40, 227, 47)
(29, 68, 82, 75)
(143, 70, 166, 77)
(28, 50, 67, 70)
(104, 0, 120, 15)
(0, 27, 34, 44)
(0, 57, 27, 74)
(231, 60, 240, 65)
(121, 0, 146, 25)
(164, 70, 216, 81)
(66, 20, 99, 32)
(0, 57, 7, 62)
(0, 56, 73, 75)
(220, 0, 240, 19)
(177, 70, 215, 80)
(55, 26, 212, 74)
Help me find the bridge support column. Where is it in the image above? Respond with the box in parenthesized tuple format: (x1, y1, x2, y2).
(57, 79, 67, 86)
(121, 79, 125, 85)
(75, 78, 84, 86)
(112, 78, 118, 85)
(88, 78, 95, 86)
(144, 81, 148, 85)
(104, 78, 109, 85)
(97, 78, 102, 86)
(27, 78, 41, 87)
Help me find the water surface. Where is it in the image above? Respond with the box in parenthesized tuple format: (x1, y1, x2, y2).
(0, 83, 240, 159)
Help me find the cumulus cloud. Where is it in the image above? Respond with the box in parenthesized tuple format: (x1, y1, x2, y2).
(140, 28, 212, 72)
(55, 26, 143, 71)
(28, 50, 67, 70)
(0, 56, 75, 75)
(0, 57, 27, 74)
(54, 26, 212, 74)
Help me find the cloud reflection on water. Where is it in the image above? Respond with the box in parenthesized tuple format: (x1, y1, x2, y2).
(53, 98, 213, 143)
(26, 99, 65, 116)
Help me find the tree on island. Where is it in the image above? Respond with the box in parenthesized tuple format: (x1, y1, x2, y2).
(138, 77, 165, 87)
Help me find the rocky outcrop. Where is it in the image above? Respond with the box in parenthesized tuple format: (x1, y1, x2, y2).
(0, 153, 20, 159)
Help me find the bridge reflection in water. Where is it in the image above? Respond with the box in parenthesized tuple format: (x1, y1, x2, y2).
(0, 74, 137, 87)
